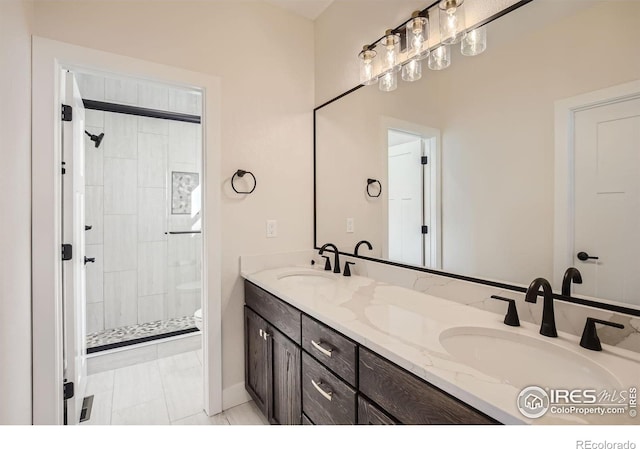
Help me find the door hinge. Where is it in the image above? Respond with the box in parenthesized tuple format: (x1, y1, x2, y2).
(62, 244, 73, 261)
(421, 156, 428, 165)
(61, 104, 72, 122)
(61, 161, 66, 175)
(422, 225, 429, 234)
(63, 381, 74, 400)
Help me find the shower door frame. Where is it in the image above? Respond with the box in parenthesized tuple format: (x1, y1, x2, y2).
(32, 36, 223, 424)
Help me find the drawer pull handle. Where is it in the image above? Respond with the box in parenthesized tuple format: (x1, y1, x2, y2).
(311, 340, 333, 358)
(311, 379, 333, 402)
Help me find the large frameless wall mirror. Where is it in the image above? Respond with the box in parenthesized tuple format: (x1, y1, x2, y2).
(315, 0, 640, 312)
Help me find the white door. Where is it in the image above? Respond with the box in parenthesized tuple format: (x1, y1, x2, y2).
(61, 71, 88, 424)
(573, 97, 640, 305)
(388, 131, 424, 265)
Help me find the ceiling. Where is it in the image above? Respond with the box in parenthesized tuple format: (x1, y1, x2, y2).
(265, 0, 334, 20)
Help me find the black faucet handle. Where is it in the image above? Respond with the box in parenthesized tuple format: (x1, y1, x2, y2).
(321, 256, 332, 271)
(490, 295, 520, 327)
(344, 261, 355, 277)
(580, 317, 625, 351)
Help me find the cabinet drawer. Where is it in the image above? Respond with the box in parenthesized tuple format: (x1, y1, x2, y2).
(245, 281, 301, 344)
(359, 348, 498, 425)
(301, 314, 357, 386)
(302, 353, 356, 425)
(358, 396, 396, 425)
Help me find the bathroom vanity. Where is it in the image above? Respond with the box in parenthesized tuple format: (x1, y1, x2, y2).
(243, 265, 640, 425)
(245, 280, 494, 425)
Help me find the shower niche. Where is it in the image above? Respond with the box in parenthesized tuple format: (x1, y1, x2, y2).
(76, 70, 204, 352)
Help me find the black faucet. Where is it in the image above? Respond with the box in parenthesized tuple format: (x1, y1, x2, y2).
(319, 243, 341, 274)
(354, 240, 373, 256)
(561, 267, 583, 296)
(525, 278, 557, 338)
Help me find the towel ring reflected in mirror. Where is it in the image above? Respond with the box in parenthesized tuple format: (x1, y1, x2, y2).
(366, 178, 382, 198)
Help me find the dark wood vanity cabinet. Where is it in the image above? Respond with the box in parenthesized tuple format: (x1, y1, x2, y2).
(359, 347, 497, 425)
(244, 280, 500, 425)
(244, 281, 302, 425)
(244, 307, 269, 414)
(270, 327, 302, 425)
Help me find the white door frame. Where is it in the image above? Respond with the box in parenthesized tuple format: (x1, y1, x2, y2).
(380, 116, 442, 269)
(553, 79, 640, 291)
(32, 37, 222, 424)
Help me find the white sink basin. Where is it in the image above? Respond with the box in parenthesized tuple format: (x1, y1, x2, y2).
(439, 326, 621, 390)
(276, 270, 336, 286)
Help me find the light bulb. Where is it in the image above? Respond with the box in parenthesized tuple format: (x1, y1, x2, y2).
(379, 30, 400, 74)
(379, 71, 397, 92)
(427, 45, 451, 71)
(406, 14, 428, 59)
(358, 45, 378, 85)
(401, 59, 422, 82)
(439, 0, 466, 45)
(461, 26, 487, 56)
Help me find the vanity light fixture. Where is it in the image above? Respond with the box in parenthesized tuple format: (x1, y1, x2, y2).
(358, 45, 378, 86)
(357, 1, 487, 91)
(461, 25, 487, 56)
(439, 0, 466, 45)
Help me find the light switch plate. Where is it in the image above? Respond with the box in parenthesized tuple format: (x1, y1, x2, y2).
(346, 218, 354, 233)
(266, 220, 277, 238)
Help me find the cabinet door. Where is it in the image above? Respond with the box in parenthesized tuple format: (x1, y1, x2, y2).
(245, 307, 269, 415)
(268, 327, 302, 425)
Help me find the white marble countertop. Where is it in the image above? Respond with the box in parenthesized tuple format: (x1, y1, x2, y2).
(242, 265, 640, 425)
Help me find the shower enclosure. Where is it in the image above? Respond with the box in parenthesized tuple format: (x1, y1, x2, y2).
(77, 71, 203, 352)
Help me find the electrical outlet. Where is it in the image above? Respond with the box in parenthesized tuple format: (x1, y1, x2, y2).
(266, 220, 278, 238)
(346, 218, 354, 233)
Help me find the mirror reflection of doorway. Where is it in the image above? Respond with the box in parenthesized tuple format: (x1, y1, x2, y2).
(573, 96, 640, 304)
(387, 129, 439, 268)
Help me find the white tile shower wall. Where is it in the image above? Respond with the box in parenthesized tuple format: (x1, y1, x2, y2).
(77, 72, 202, 334)
(240, 251, 640, 353)
(104, 270, 138, 329)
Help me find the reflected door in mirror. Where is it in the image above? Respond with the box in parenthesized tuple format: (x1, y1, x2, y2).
(573, 97, 640, 306)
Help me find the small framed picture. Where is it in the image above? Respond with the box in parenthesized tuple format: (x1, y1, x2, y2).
(171, 171, 199, 215)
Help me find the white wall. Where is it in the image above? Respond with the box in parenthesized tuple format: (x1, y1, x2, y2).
(0, 0, 34, 425)
(32, 1, 314, 404)
(314, 1, 640, 288)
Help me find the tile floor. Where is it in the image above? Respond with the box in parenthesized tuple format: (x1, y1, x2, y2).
(81, 349, 268, 425)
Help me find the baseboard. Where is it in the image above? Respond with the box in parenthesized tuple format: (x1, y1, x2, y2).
(222, 382, 251, 410)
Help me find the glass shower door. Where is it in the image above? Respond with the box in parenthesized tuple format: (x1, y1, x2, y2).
(165, 120, 203, 332)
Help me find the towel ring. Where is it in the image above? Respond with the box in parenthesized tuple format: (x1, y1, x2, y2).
(366, 178, 382, 198)
(232, 169, 257, 194)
